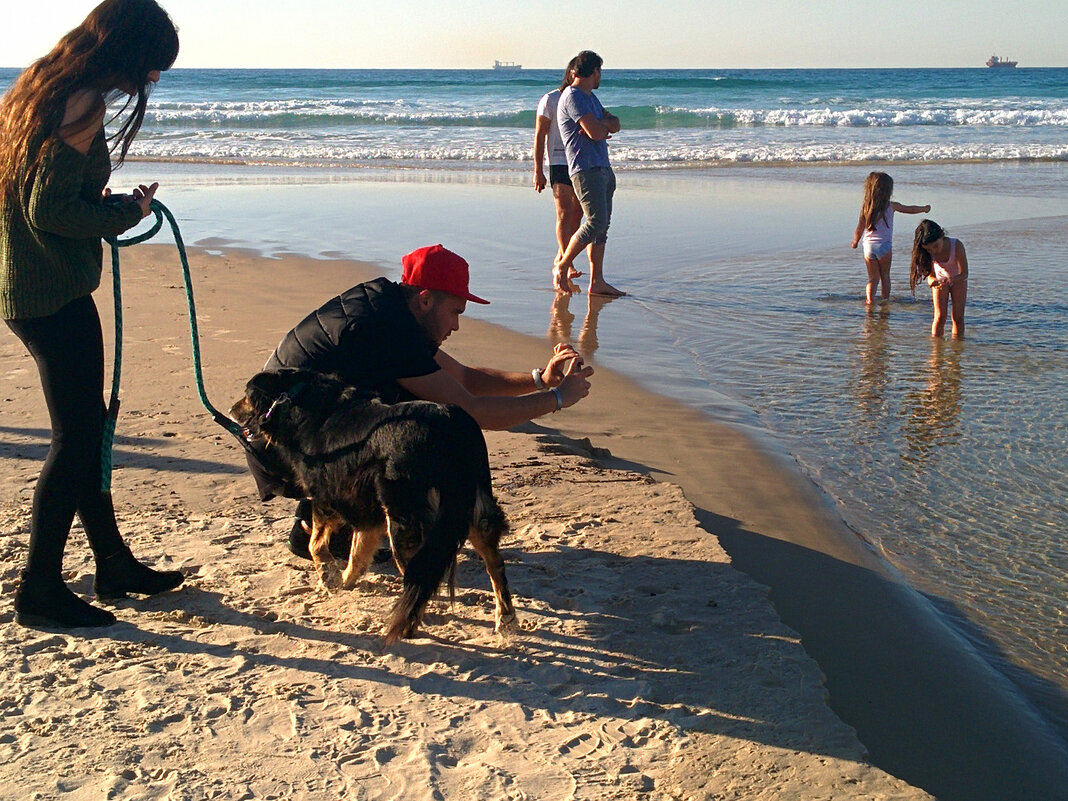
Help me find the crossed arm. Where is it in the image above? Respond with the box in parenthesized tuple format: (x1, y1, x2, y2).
(578, 110, 621, 141)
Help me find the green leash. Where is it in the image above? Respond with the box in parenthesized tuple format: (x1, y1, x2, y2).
(102, 199, 244, 491)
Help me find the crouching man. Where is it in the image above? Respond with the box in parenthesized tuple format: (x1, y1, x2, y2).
(251, 244, 594, 556)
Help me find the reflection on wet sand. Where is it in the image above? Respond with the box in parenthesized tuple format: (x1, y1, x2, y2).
(548, 292, 618, 361)
(548, 292, 575, 346)
(852, 304, 892, 428)
(901, 338, 964, 470)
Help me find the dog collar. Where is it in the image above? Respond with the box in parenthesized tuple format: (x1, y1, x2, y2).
(264, 380, 307, 422)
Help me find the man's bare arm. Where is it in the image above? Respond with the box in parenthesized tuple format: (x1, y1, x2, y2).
(398, 351, 593, 430)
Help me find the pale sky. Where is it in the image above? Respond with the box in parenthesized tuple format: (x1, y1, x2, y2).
(3, 1, 1066, 69)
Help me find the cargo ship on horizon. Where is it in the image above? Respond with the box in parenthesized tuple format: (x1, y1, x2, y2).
(986, 54, 1017, 68)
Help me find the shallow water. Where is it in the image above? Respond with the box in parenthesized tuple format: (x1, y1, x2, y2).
(111, 159, 1068, 737)
(627, 216, 1068, 734)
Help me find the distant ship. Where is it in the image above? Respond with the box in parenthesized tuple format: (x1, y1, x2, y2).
(492, 60, 522, 71)
(986, 54, 1017, 68)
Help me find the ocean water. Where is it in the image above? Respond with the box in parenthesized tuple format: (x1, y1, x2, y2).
(2, 67, 1066, 737)
(4, 66, 1065, 166)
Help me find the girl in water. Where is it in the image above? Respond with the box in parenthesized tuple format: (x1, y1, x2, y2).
(851, 172, 930, 304)
(910, 219, 969, 339)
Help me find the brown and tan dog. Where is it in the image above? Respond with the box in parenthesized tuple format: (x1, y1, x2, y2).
(230, 368, 517, 643)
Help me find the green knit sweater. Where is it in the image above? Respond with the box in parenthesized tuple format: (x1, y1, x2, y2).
(0, 130, 143, 320)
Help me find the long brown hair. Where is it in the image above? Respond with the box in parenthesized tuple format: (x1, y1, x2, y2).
(909, 219, 945, 290)
(0, 0, 179, 200)
(558, 57, 578, 91)
(860, 171, 894, 232)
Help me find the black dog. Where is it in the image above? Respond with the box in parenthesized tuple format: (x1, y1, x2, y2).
(230, 368, 516, 643)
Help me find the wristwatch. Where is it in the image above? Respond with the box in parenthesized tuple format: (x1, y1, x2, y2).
(531, 368, 546, 391)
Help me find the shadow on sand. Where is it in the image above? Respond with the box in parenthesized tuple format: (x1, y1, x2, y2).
(83, 544, 867, 769)
(701, 507, 1068, 801)
(0, 424, 246, 477)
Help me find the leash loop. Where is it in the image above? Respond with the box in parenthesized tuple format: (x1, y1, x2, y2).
(101, 199, 245, 490)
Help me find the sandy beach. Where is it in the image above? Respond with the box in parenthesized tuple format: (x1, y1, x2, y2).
(0, 243, 947, 800)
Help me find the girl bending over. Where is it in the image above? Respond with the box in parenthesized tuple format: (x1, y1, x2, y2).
(910, 220, 969, 339)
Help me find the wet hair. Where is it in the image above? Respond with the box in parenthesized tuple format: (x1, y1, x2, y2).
(910, 219, 946, 290)
(0, 0, 179, 200)
(572, 51, 603, 79)
(860, 172, 894, 232)
(558, 57, 579, 91)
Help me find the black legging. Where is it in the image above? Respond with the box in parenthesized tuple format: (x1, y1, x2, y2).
(5, 294, 125, 579)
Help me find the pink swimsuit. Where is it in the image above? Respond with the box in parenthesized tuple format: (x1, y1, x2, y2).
(861, 204, 894, 247)
(932, 238, 963, 283)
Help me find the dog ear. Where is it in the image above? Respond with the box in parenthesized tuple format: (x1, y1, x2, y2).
(245, 371, 286, 417)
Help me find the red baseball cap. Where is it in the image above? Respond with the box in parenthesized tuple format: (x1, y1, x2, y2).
(401, 244, 489, 304)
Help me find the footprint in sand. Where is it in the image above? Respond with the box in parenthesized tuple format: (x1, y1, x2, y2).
(144, 711, 188, 734)
(557, 731, 604, 759)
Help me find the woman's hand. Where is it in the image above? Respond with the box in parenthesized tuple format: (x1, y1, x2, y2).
(131, 182, 159, 218)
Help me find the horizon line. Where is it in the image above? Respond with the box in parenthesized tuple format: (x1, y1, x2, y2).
(2, 64, 1065, 71)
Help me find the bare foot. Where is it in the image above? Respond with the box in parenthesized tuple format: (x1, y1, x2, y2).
(554, 252, 583, 280)
(553, 267, 580, 294)
(588, 279, 626, 297)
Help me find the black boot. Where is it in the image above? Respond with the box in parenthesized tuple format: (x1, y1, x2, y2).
(287, 499, 315, 559)
(286, 499, 354, 560)
(15, 571, 116, 629)
(94, 547, 183, 600)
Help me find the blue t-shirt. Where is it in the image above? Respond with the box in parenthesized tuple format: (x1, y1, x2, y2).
(557, 86, 610, 176)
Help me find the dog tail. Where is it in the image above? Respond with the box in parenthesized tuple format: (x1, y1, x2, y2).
(385, 509, 466, 645)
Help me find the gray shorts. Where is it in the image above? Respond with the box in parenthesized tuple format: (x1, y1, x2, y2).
(571, 166, 616, 246)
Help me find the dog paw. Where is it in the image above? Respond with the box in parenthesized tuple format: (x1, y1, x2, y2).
(315, 561, 343, 591)
(340, 564, 369, 589)
(495, 612, 519, 637)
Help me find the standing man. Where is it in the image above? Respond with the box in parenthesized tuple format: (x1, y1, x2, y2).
(256, 244, 595, 556)
(556, 51, 625, 297)
(534, 58, 583, 293)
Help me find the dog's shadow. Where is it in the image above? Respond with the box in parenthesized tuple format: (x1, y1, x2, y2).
(96, 538, 862, 762)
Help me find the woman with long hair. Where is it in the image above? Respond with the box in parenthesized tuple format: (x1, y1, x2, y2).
(910, 219, 969, 339)
(1, 0, 183, 628)
(850, 171, 930, 305)
(534, 58, 584, 293)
